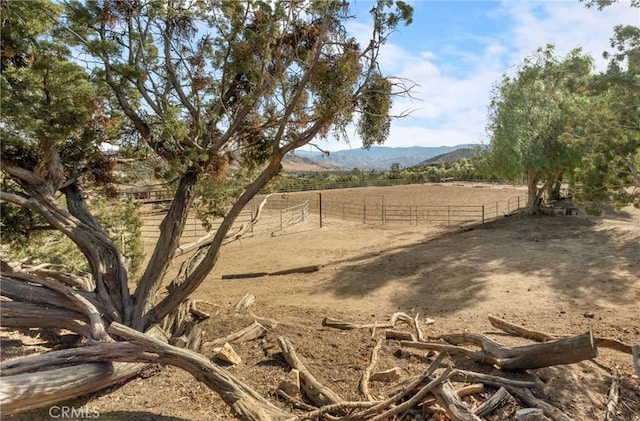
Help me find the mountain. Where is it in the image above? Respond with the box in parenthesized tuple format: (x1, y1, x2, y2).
(418, 148, 479, 166)
(288, 145, 477, 170)
(281, 154, 343, 172)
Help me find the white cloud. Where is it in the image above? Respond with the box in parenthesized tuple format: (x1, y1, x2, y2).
(500, 0, 639, 71)
(332, 1, 639, 151)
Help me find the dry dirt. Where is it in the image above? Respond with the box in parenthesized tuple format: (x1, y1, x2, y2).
(3, 184, 640, 421)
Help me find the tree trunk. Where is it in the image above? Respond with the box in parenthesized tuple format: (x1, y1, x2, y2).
(131, 169, 201, 330)
(526, 170, 539, 215)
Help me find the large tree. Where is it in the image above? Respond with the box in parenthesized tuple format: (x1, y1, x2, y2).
(483, 46, 593, 214)
(565, 24, 640, 214)
(0, 0, 413, 417)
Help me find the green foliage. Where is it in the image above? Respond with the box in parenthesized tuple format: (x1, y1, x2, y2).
(562, 25, 640, 213)
(485, 45, 594, 212)
(92, 197, 145, 274)
(1, 196, 144, 274)
(358, 73, 392, 148)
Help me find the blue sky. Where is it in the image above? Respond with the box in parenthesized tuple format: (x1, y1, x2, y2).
(315, 0, 639, 151)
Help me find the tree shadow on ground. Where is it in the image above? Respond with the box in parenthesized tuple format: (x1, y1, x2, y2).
(319, 212, 640, 314)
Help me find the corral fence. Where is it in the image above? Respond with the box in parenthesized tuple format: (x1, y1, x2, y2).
(139, 190, 528, 246)
(319, 194, 526, 226)
(279, 200, 310, 231)
(139, 198, 313, 247)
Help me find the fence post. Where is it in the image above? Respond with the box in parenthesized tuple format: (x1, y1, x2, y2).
(482, 205, 485, 224)
(318, 193, 323, 228)
(495, 201, 498, 217)
(507, 198, 510, 213)
(363, 204, 366, 224)
(447, 206, 450, 226)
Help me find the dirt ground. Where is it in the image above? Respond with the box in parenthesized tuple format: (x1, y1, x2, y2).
(3, 184, 640, 421)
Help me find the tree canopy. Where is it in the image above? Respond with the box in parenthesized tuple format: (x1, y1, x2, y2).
(484, 45, 593, 214)
(0, 0, 414, 415)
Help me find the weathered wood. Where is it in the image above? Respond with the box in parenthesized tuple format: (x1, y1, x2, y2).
(277, 369, 300, 397)
(190, 306, 210, 321)
(490, 314, 632, 354)
(517, 408, 550, 421)
(322, 312, 414, 330)
(221, 265, 321, 280)
(452, 370, 538, 389)
(602, 369, 620, 421)
(433, 380, 483, 421)
(269, 265, 320, 276)
(212, 342, 242, 365)
(414, 314, 425, 341)
(385, 329, 416, 341)
(1, 301, 91, 337)
(359, 339, 382, 401)
(293, 400, 376, 421)
(488, 314, 555, 341)
(0, 361, 148, 415)
(406, 331, 597, 370)
(5, 271, 111, 342)
(352, 351, 448, 420)
(108, 323, 291, 421)
(596, 337, 633, 354)
(222, 272, 269, 280)
(235, 293, 256, 312)
(1, 276, 106, 317)
(204, 321, 267, 348)
(422, 383, 484, 407)
(277, 336, 344, 408)
(474, 386, 512, 417)
(368, 368, 454, 421)
(507, 388, 573, 421)
(370, 367, 402, 383)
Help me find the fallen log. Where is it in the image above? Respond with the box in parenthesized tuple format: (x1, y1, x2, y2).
(109, 323, 292, 421)
(212, 342, 242, 365)
(222, 272, 269, 280)
(277, 336, 344, 408)
(234, 293, 256, 312)
(433, 380, 483, 421)
(269, 265, 321, 276)
(370, 367, 402, 383)
(474, 386, 513, 417)
(453, 370, 538, 389)
(506, 388, 573, 421)
(385, 330, 416, 342)
(405, 331, 597, 370)
(359, 339, 382, 401)
(489, 314, 633, 354)
(352, 352, 447, 420)
(204, 321, 267, 348)
(322, 312, 414, 330)
(367, 368, 453, 421)
(222, 265, 321, 280)
(602, 369, 620, 421)
(422, 383, 484, 407)
(488, 315, 555, 341)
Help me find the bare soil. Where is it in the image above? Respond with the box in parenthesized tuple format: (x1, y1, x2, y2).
(3, 184, 640, 421)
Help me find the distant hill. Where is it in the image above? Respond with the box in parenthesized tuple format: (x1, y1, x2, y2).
(418, 148, 478, 166)
(281, 154, 343, 172)
(289, 145, 477, 170)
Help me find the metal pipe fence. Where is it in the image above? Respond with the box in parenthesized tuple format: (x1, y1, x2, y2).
(139, 192, 528, 246)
